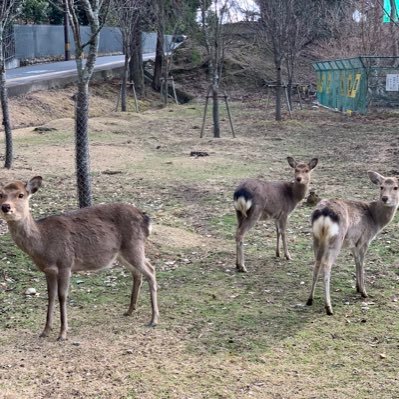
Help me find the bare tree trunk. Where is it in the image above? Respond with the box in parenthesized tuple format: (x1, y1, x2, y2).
(212, 84, 220, 138)
(275, 64, 282, 121)
(130, 27, 143, 96)
(121, 53, 129, 111)
(152, 30, 164, 92)
(66, 0, 108, 207)
(0, 49, 12, 169)
(75, 81, 92, 207)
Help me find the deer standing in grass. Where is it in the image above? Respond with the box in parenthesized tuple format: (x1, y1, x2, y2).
(234, 157, 318, 272)
(307, 171, 399, 315)
(0, 177, 159, 341)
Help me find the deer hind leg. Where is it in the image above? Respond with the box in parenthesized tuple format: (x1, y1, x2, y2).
(235, 207, 262, 273)
(306, 259, 335, 314)
(306, 260, 322, 306)
(119, 249, 159, 327)
(124, 270, 143, 316)
(322, 261, 334, 315)
(307, 237, 339, 315)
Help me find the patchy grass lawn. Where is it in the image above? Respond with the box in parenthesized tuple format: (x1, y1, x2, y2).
(1, 94, 399, 399)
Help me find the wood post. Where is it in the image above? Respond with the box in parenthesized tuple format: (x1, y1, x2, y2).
(200, 85, 235, 138)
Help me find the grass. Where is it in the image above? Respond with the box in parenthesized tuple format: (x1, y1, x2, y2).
(1, 98, 399, 398)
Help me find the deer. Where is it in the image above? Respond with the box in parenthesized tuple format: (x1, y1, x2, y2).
(234, 156, 318, 272)
(306, 171, 399, 315)
(0, 176, 159, 341)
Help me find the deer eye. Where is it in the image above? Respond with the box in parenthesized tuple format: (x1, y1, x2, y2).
(0, 194, 3, 199)
(18, 193, 24, 199)
(394, 187, 398, 191)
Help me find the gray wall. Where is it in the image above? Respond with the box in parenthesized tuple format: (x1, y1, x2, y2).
(14, 25, 123, 59)
(14, 25, 174, 61)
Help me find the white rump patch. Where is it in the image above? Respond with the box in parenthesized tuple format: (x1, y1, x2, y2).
(313, 216, 339, 239)
(234, 197, 252, 217)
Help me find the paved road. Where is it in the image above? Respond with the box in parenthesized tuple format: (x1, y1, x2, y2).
(5, 53, 156, 92)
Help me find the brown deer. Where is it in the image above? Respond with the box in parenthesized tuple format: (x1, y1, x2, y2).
(234, 157, 318, 272)
(306, 171, 399, 315)
(0, 177, 159, 340)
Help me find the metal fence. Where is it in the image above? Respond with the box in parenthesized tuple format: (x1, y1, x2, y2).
(4, 25, 16, 68)
(313, 56, 399, 114)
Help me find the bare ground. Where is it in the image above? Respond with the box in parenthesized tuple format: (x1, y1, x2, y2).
(1, 86, 399, 398)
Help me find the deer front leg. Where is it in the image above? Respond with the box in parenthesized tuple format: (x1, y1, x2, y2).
(40, 270, 58, 338)
(235, 208, 262, 272)
(57, 269, 71, 341)
(352, 246, 368, 298)
(275, 220, 281, 258)
(235, 211, 247, 272)
(277, 216, 291, 260)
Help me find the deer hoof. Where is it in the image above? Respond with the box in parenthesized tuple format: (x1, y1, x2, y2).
(39, 329, 51, 338)
(285, 254, 292, 261)
(236, 265, 247, 273)
(306, 298, 313, 306)
(124, 309, 134, 317)
(360, 291, 368, 298)
(57, 335, 67, 342)
(325, 306, 334, 316)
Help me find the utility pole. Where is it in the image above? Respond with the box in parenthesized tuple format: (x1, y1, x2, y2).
(64, 0, 70, 60)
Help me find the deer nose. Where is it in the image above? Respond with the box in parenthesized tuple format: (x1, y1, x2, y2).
(296, 177, 302, 182)
(1, 204, 11, 213)
(382, 196, 388, 203)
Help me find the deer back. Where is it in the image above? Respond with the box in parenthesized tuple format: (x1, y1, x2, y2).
(10, 203, 150, 273)
(237, 178, 305, 218)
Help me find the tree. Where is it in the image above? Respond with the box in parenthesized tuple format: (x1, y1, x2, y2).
(0, 0, 23, 169)
(151, 0, 166, 92)
(200, 0, 232, 137)
(64, 0, 111, 207)
(129, 19, 144, 96)
(113, 0, 144, 111)
(256, 0, 331, 120)
(20, 0, 49, 24)
(150, 0, 193, 97)
(311, 1, 399, 60)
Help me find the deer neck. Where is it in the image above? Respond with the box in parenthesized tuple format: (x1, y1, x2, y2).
(291, 181, 309, 203)
(368, 201, 398, 232)
(7, 214, 42, 256)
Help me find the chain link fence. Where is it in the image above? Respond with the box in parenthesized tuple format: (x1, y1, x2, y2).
(313, 56, 399, 114)
(74, 87, 92, 208)
(4, 25, 16, 68)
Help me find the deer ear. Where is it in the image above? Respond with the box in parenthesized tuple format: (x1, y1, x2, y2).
(308, 158, 318, 170)
(368, 171, 384, 185)
(26, 176, 43, 195)
(287, 157, 297, 168)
